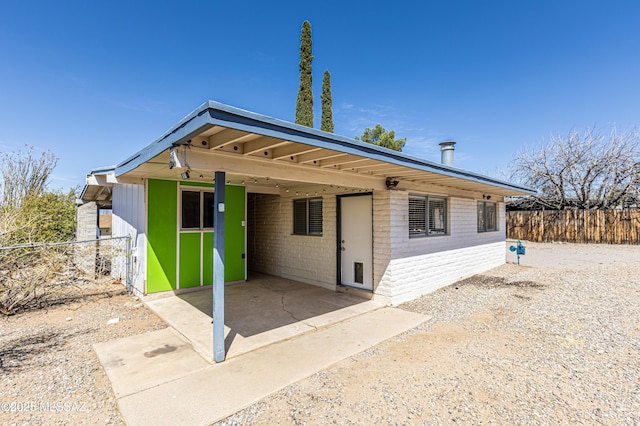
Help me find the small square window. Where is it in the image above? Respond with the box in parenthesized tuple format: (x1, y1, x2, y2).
(181, 189, 214, 230)
(409, 195, 448, 237)
(293, 198, 323, 235)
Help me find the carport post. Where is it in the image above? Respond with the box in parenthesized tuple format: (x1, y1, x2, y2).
(213, 171, 226, 362)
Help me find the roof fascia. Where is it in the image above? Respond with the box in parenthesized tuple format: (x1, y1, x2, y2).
(114, 100, 535, 195)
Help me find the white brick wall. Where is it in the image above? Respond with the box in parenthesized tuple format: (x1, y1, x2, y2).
(247, 186, 507, 305)
(373, 190, 507, 305)
(248, 189, 337, 290)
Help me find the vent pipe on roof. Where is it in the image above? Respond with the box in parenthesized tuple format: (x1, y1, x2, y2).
(439, 141, 456, 167)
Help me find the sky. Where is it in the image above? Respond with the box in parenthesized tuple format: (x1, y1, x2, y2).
(1, 0, 639, 191)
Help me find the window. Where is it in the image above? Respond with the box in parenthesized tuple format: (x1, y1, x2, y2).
(477, 201, 497, 232)
(181, 189, 214, 230)
(409, 195, 447, 237)
(293, 198, 323, 235)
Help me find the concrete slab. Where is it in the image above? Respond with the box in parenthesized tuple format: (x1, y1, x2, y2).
(116, 307, 429, 426)
(145, 274, 383, 361)
(93, 328, 209, 398)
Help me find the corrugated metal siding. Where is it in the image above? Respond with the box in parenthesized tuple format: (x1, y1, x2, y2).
(112, 183, 146, 295)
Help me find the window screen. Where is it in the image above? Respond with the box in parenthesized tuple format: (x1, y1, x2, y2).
(182, 191, 201, 229)
(477, 202, 485, 232)
(308, 198, 323, 235)
(203, 192, 214, 228)
(477, 201, 497, 232)
(485, 202, 497, 231)
(409, 196, 426, 235)
(409, 195, 447, 237)
(293, 198, 323, 235)
(428, 197, 447, 235)
(293, 199, 308, 235)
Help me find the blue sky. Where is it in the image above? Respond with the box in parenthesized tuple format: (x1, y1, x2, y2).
(1, 1, 639, 191)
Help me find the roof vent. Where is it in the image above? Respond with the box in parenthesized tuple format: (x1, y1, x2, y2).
(439, 141, 456, 166)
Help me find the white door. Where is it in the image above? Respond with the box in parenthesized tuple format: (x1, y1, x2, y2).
(340, 195, 373, 290)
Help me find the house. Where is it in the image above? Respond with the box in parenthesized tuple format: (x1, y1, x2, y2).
(79, 101, 532, 359)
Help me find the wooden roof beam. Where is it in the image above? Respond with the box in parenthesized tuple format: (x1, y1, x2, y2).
(207, 129, 258, 149)
(272, 144, 321, 161)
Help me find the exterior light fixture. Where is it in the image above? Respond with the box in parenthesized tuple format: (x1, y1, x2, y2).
(181, 170, 190, 180)
(385, 177, 399, 189)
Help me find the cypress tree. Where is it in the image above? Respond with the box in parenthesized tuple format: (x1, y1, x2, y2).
(295, 20, 313, 127)
(321, 70, 334, 133)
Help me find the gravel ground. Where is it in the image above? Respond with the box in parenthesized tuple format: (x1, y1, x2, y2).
(1, 242, 639, 425)
(0, 282, 167, 425)
(220, 242, 640, 425)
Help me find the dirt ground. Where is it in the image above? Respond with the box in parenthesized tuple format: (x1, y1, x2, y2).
(1, 242, 639, 425)
(0, 283, 166, 425)
(221, 242, 640, 425)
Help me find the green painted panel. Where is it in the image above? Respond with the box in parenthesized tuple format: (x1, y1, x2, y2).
(146, 180, 245, 293)
(203, 232, 213, 285)
(223, 185, 246, 282)
(180, 233, 201, 288)
(201, 186, 245, 283)
(146, 179, 177, 292)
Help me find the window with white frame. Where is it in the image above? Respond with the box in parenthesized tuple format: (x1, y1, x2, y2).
(181, 189, 214, 230)
(293, 198, 323, 235)
(477, 201, 497, 232)
(409, 195, 448, 237)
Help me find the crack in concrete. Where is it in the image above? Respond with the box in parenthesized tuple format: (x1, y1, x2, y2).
(281, 295, 317, 331)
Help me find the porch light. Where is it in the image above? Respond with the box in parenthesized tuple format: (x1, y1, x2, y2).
(181, 170, 190, 180)
(385, 177, 399, 189)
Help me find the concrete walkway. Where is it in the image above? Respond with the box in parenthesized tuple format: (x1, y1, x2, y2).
(94, 307, 429, 426)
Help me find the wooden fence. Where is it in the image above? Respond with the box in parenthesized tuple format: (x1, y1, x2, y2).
(506, 209, 640, 244)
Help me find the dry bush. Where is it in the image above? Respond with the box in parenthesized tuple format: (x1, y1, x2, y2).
(0, 240, 127, 316)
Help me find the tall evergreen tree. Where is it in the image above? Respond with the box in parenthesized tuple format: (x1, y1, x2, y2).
(295, 20, 313, 127)
(321, 70, 334, 132)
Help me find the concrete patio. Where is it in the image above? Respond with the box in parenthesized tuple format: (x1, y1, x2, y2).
(93, 273, 430, 425)
(145, 272, 384, 360)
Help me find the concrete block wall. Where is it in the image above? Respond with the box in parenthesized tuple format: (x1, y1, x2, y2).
(248, 188, 337, 290)
(372, 190, 393, 300)
(248, 185, 507, 305)
(76, 201, 98, 241)
(75, 201, 97, 275)
(373, 190, 507, 305)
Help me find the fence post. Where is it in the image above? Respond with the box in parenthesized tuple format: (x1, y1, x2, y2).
(126, 236, 132, 294)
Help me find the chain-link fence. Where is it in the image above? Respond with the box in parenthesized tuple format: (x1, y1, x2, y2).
(0, 236, 131, 315)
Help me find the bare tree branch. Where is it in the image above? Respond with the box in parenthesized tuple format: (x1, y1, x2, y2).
(509, 126, 640, 210)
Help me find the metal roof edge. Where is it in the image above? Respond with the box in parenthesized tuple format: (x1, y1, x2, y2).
(90, 165, 116, 175)
(112, 100, 536, 195)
